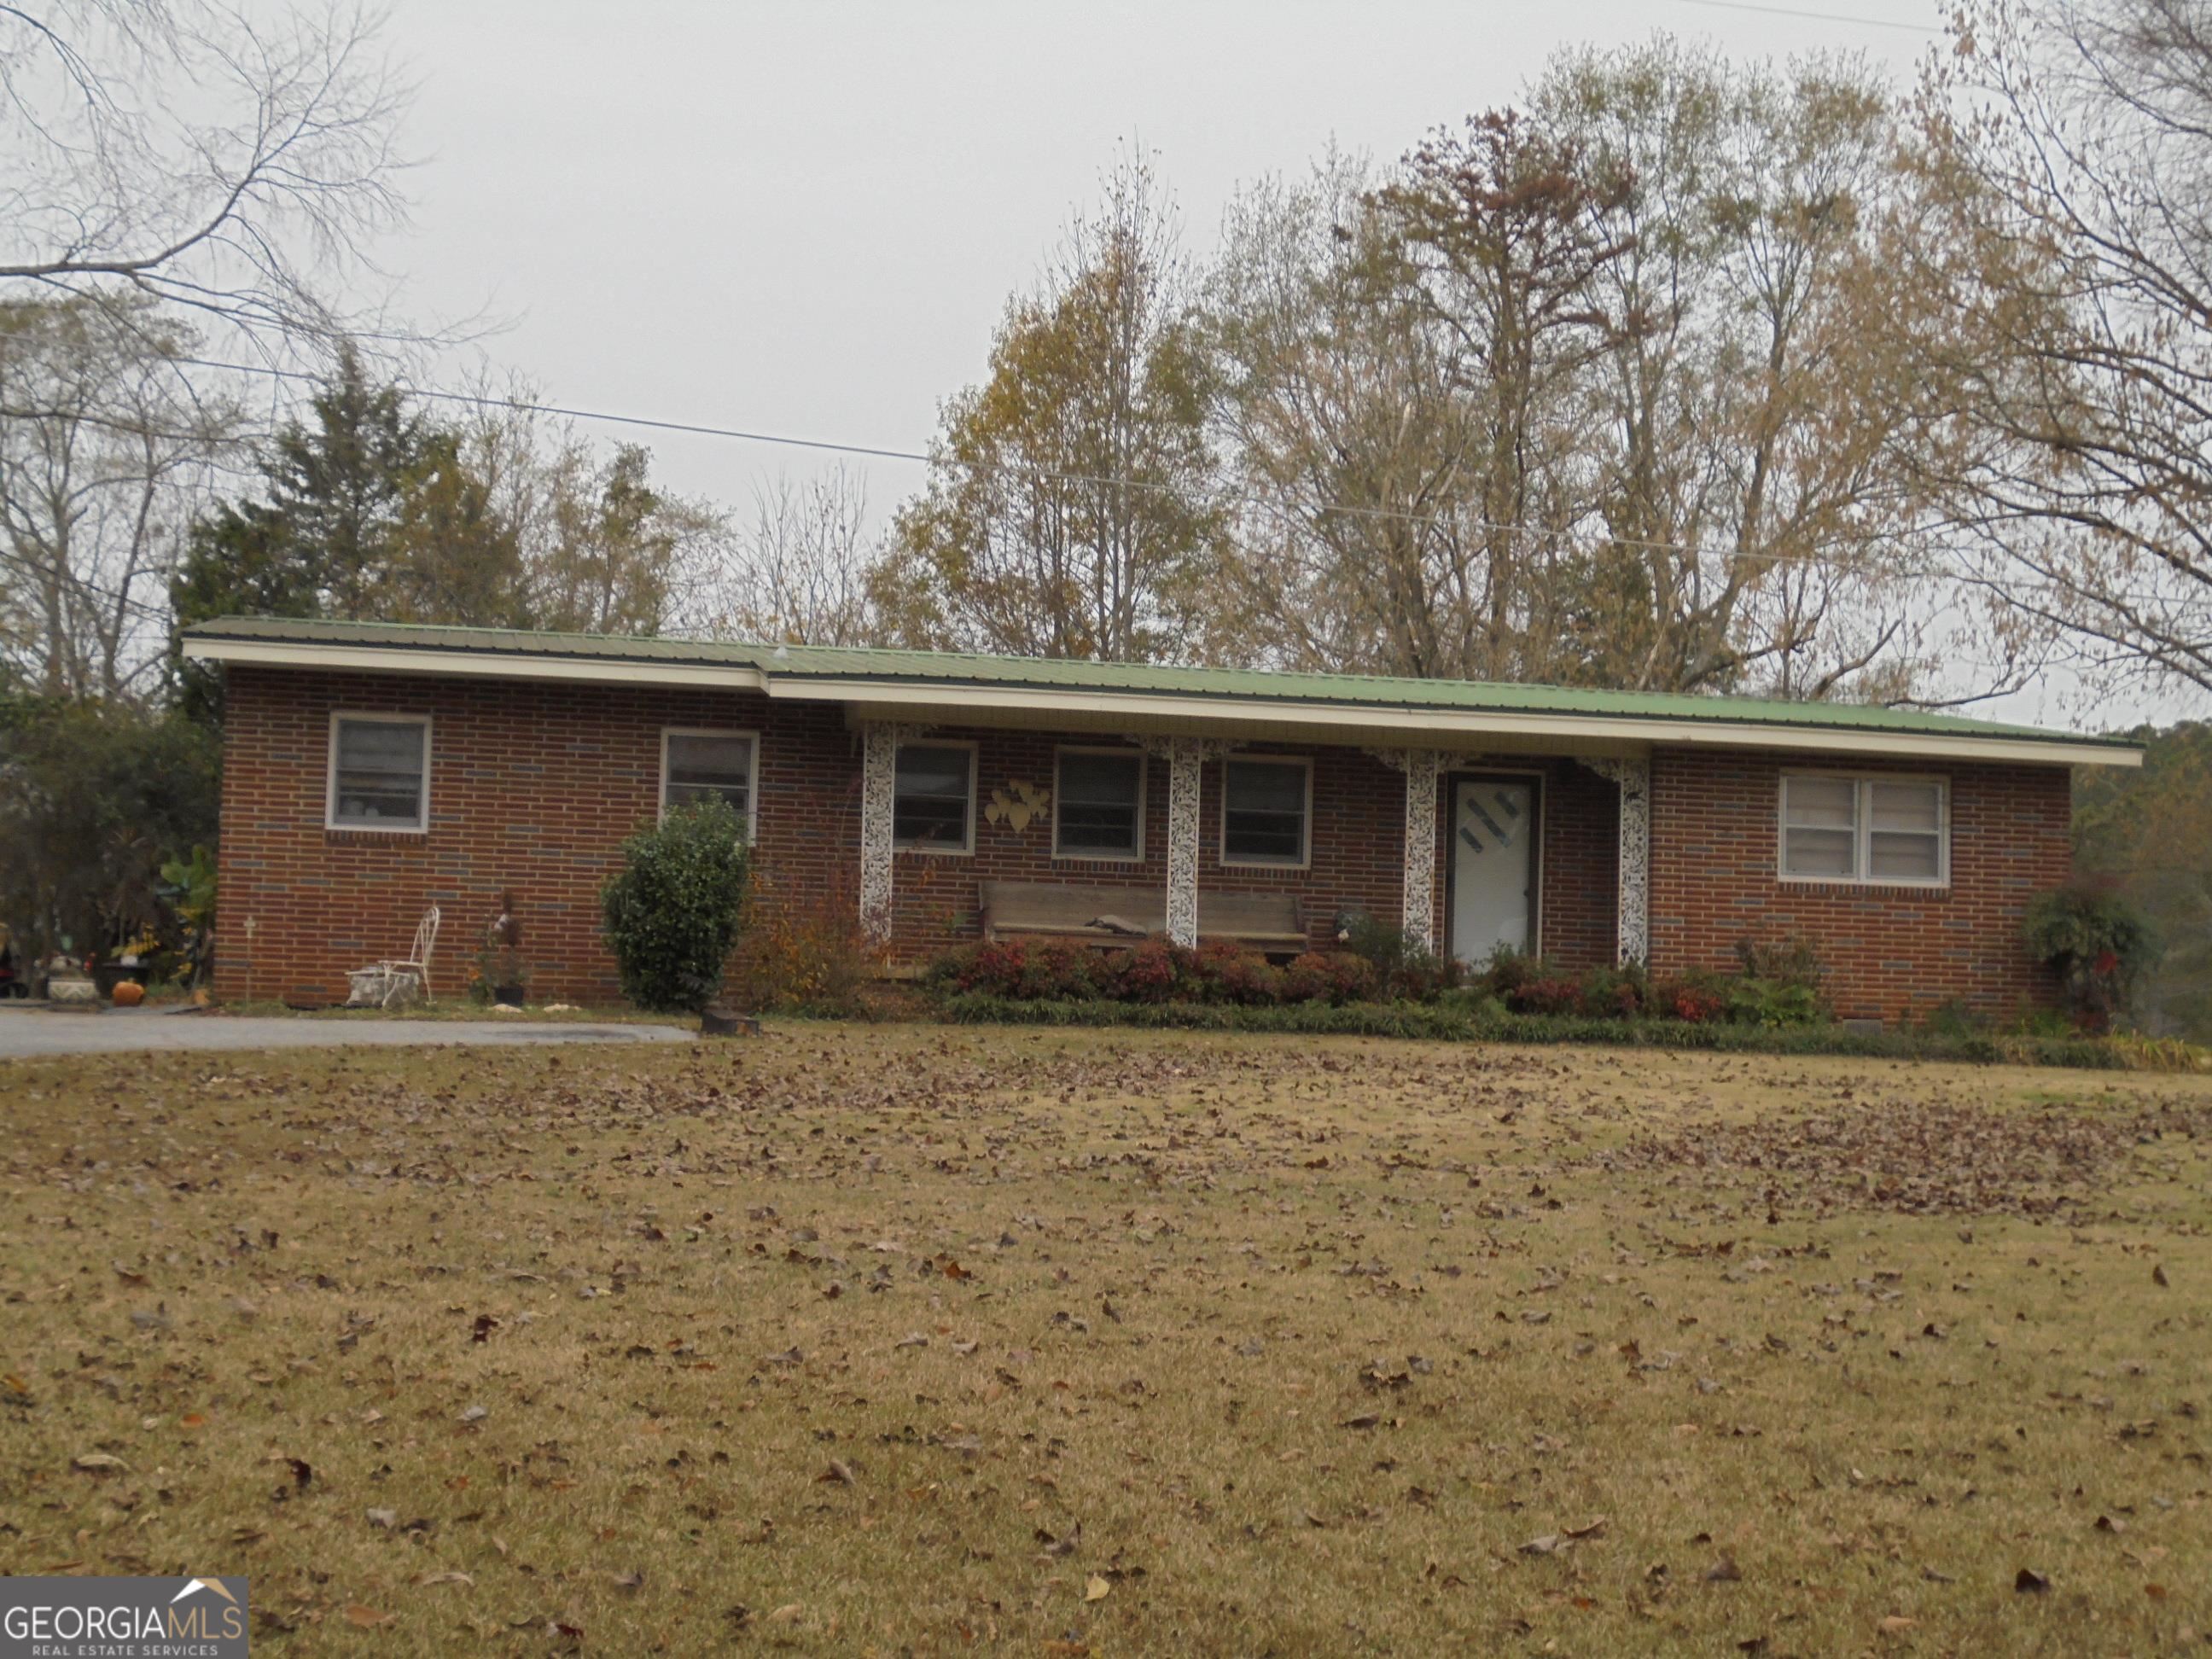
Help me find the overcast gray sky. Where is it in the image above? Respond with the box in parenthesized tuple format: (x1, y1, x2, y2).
(366, 0, 2192, 729)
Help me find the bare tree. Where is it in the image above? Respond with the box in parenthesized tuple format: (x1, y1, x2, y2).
(873, 150, 1221, 661)
(708, 464, 877, 645)
(1, 1, 413, 352)
(0, 294, 239, 697)
(1914, 0, 2212, 696)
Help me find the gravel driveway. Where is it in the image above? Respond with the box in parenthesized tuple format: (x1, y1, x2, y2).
(0, 1007, 693, 1058)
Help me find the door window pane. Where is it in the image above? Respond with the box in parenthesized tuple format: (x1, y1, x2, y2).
(1223, 759, 1307, 864)
(1057, 751, 1143, 856)
(894, 744, 973, 851)
(332, 719, 427, 829)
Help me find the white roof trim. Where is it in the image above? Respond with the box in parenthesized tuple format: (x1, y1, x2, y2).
(780, 677, 2142, 767)
(182, 636, 767, 692)
(182, 635, 2141, 768)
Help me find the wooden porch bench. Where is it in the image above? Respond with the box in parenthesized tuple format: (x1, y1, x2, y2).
(977, 881, 1308, 958)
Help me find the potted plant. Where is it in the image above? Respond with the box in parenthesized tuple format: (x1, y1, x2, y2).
(473, 892, 529, 1008)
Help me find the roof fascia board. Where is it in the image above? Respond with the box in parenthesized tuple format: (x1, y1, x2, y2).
(780, 676, 2141, 768)
(182, 637, 767, 692)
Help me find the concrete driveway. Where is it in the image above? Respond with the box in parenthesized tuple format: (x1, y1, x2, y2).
(0, 1006, 694, 1059)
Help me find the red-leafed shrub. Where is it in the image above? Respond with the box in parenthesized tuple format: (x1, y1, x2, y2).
(1654, 977, 1726, 1023)
(1191, 940, 1284, 1004)
(1505, 976, 1584, 1016)
(1107, 939, 1193, 1003)
(1282, 951, 1379, 1005)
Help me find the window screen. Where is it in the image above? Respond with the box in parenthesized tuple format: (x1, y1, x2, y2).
(1056, 750, 1144, 857)
(664, 731, 755, 824)
(894, 744, 974, 851)
(330, 718, 428, 830)
(1222, 758, 1308, 864)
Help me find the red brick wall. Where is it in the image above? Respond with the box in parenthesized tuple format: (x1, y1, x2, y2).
(217, 670, 2065, 1016)
(213, 670, 1623, 1003)
(214, 667, 861, 1005)
(1646, 748, 2072, 1022)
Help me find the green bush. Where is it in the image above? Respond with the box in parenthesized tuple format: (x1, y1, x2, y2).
(1339, 912, 1464, 1000)
(2023, 885, 2160, 1030)
(600, 799, 752, 1013)
(929, 994, 2183, 1068)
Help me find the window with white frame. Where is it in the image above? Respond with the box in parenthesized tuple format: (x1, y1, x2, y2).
(328, 714, 430, 831)
(1221, 756, 1310, 866)
(894, 742, 975, 853)
(661, 730, 757, 833)
(1778, 773, 1947, 885)
(1054, 748, 1144, 859)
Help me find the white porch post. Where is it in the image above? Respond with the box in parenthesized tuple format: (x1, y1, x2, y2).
(859, 722, 924, 943)
(1584, 759, 1650, 965)
(1367, 748, 1445, 952)
(1164, 735, 1203, 947)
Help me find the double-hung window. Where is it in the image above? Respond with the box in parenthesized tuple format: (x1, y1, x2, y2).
(328, 714, 430, 832)
(1221, 756, 1311, 867)
(1054, 748, 1145, 859)
(662, 730, 758, 836)
(1778, 773, 1947, 885)
(894, 742, 975, 853)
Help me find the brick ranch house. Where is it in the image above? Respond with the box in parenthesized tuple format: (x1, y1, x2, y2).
(181, 616, 2141, 1022)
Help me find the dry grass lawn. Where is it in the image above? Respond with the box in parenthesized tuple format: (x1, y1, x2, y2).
(2, 1025, 2209, 1656)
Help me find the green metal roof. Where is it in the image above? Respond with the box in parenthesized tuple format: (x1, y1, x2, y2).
(179, 615, 2134, 753)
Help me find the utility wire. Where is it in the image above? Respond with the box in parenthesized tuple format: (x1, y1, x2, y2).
(1670, 0, 1943, 32)
(10, 353, 2205, 611)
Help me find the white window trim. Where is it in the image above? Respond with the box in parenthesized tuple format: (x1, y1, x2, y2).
(659, 726, 761, 841)
(1776, 771, 1950, 889)
(1220, 754, 1313, 870)
(325, 712, 432, 835)
(1051, 745, 1148, 863)
(894, 737, 978, 857)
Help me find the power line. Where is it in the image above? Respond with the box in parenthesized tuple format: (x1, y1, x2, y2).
(13, 352, 2207, 611)
(1670, 0, 1942, 32)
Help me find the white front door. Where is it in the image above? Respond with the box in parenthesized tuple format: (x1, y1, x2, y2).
(1450, 777, 1536, 965)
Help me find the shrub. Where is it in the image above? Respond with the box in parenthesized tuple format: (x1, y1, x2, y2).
(1283, 951, 1378, 1005)
(1651, 975, 1726, 1023)
(1339, 912, 1464, 1001)
(1505, 975, 1583, 1017)
(1575, 964, 1648, 1020)
(1190, 940, 1284, 1004)
(2023, 885, 2160, 1031)
(1107, 939, 1193, 1003)
(600, 798, 752, 1014)
(730, 867, 888, 1014)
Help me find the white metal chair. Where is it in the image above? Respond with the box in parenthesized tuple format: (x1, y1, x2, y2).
(348, 905, 440, 1007)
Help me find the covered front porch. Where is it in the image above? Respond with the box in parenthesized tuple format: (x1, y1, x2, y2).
(849, 716, 1647, 969)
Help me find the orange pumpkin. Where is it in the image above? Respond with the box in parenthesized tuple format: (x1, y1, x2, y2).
(110, 980, 145, 1008)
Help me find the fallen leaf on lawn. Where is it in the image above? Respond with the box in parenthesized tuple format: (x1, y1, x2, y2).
(818, 1459, 856, 1486)
(1564, 1516, 1609, 1540)
(72, 1453, 126, 1472)
(2015, 1568, 2050, 1594)
(1878, 1615, 1918, 1633)
(1519, 1534, 1563, 1557)
(1705, 1556, 1743, 1583)
(366, 1508, 398, 1528)
(345, 1605, 393, 1628)
(2152, 1262, 2169, 1287)
(416, 1571, 474, 1588)
(768, 1604, 804, 1623)
(1084, 1575, 1110, 1602)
